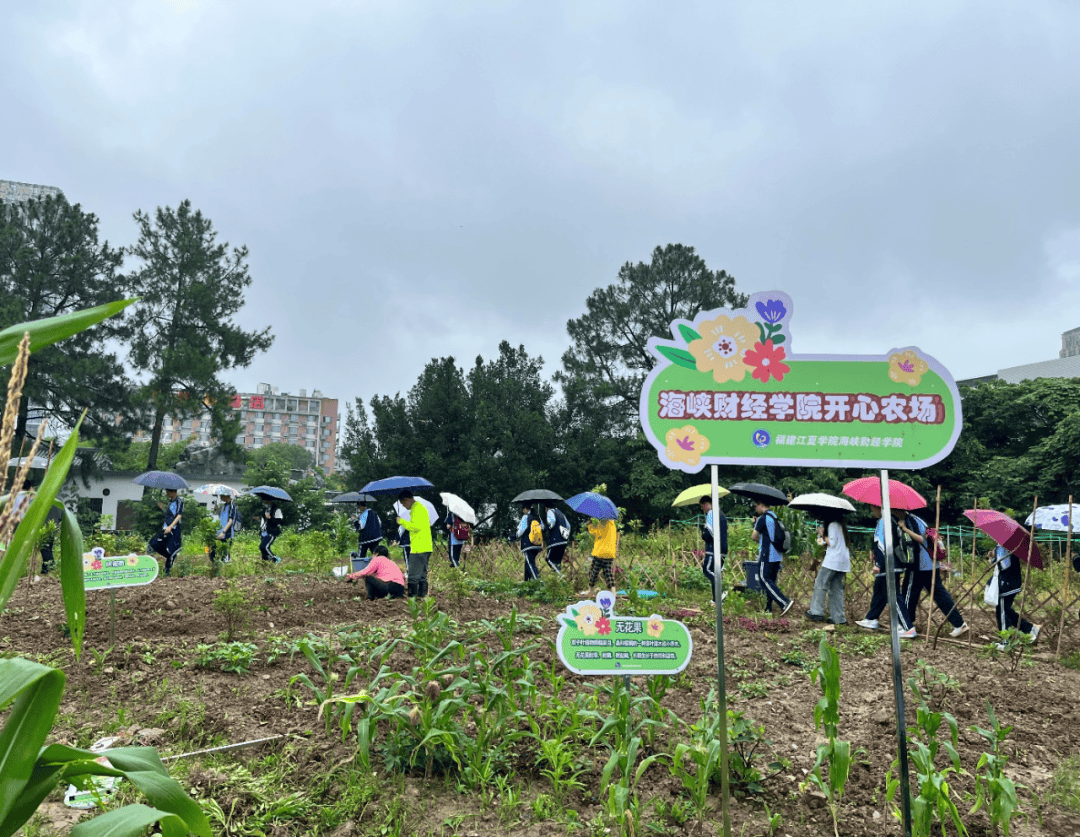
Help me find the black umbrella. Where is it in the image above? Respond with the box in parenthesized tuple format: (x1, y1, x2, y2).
(133, 471, 189, 490)
(728, 482, 789, 506)
(512, 489, 563, 504)
(249, 485, 293, 502)
(332, 492, 377, 504)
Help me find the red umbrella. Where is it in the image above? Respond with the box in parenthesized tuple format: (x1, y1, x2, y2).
(842, 477, 927, 511)
(962, 509, 1044, 569)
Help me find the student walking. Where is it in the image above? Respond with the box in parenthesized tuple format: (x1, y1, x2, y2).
(698, 496, 728, 604)
(148, 488, 183, 576)
(806, 513, 851, 625)
(210, 492, 239, 566)
(444, 511, 470, 570)
(543, 502, 571, 575)
(991, 545, 1041, 644)
(581, 516, 618, 598)
(857, 507, 916, 637)
(896, 510, 968, 637)
(516, 502, 545, 581)
(259, 501, 283, 563)
(397, 490, 432, 597)
(751, 501, 792, 615)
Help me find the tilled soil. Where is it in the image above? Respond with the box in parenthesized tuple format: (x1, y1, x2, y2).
(7, 573, 1080, 837)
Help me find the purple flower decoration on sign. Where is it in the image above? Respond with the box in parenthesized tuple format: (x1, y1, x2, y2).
(597, 591, 615, 613)
(755, 299, 787, 324)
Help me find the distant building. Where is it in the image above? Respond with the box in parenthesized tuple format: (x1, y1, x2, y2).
(960, 327, 1080, 387)
(137, 383, 340, 473)
(0, 179, 62, 204)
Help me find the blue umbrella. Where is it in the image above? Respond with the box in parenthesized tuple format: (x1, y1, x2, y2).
(360, 476, 434, 496)
(565, 491, 618, 520)
(133, 471, 189, 490)
(249, 485, 293, 502)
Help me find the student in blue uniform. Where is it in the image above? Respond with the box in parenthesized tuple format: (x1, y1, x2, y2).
(896, 510, 968, 637)
(444, 511, 470, 570)
(259, 500, 283, 563)
(543, 501, 571, 575)
(991, 544, 1041, 645)
(149, 488, 184, 576)
(352, 500, 383, 557)
(516, 502, 544, 581)
(751, 501, 792, 615)
(210, 492, 239, 566)
(857, 506, 916, 637)
(698, 496, 728, 604)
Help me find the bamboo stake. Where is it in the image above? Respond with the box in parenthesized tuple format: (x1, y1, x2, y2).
(1015, 497, 1039, 660)
(926, 486, 942, 641)
(1055, 496, 1073, 661)
(967, 498, 980, 650)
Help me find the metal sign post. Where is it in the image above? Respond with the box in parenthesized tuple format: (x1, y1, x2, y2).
(711, 464, 732, 837)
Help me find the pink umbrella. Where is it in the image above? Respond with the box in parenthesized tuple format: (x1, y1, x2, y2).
(962, 509, 1044, 569)
(842, 477, 928, 511)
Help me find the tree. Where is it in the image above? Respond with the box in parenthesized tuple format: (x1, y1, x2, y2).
(339, 397, 380, 487)
(558, 244, 747, 429)
(0, 194, 135, 446)
(127, 200, 274, 469)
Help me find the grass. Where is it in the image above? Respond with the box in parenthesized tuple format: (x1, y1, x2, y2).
(1050, 753, 1080, 814)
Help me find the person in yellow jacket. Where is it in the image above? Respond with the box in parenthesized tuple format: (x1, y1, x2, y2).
(581, 517, 618, 598)
(396, 490, 433, 598)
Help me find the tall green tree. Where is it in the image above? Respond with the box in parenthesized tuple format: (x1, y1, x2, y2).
(0, 194, 135, 445)
(127, 200, 274, 469)
(558, 243, 747, 429)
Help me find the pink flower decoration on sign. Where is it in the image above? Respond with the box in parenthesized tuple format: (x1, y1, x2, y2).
(743, 340, 790, 383)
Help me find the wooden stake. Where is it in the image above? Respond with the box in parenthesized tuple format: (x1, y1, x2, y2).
(926, 486, 942, 641)
(1056, 496, 1072, 661)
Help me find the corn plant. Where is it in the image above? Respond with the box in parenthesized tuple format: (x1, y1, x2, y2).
(0, 302, 210, 837)
(888, 701, 967, 837)
(600, 735, 662, 836)
(801, 636, 854, 837)
(970, 700, 1023, 836)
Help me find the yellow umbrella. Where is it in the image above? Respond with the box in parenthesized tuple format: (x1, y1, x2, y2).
(672, 483, 730, 507)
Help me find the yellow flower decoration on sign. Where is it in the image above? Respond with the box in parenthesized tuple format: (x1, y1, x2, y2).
(574, 602, 603, 636)
(888, 350, 929, 386)
(646, 617, 664, 638)
(687, 314, 756, 383)
(665, 425, 710, 468)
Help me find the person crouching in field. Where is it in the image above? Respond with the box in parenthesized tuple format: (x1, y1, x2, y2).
(356, 545, 406, 600)
(581, 516, 618, 598)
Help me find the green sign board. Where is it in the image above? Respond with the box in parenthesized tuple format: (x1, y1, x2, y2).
(83, 551, 159, 590)
(639, 291, 962, 472)
(556, 593, 692, 676)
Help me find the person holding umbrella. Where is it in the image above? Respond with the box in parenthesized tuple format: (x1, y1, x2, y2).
(516, 502, 546, 582)
(352, 499, 383, 559)
(259, 499, 283, 563)
(543, 500, 571, 575)
(750, 500, 793, 616)
(210, 491, 239, 566)
(397, 490, 432, 597)
(805, 510, 851, 625)
(895, 509, 969, 638)
(990, 541, 1040, 644)
(149, 488, 184, 577)
(856, 506, 917, 637)
(698, 495, 727, 604)
(444, 510, 470, 570)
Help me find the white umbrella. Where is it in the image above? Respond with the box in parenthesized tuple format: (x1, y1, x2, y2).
(440, 492, 477, 524)
(788, 492, 856, 515)
(394, 496, 438, 526)
(1026, 503, 1078, 532)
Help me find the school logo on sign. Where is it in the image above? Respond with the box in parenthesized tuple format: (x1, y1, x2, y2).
(639, 291, 962, 472)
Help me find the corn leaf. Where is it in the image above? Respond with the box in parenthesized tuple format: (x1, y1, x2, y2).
(0, 299, 135, 368)
(68, 802, 188, 837)
(58, 502, 86, 657)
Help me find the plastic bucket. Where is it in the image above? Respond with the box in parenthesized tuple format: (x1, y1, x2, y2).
(742, 560, 763, 591)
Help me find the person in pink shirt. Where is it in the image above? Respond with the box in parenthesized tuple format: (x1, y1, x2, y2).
(356, 545, 406, 600)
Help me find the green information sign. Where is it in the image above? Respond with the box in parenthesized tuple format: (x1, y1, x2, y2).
(556, 593, 692, 676)
(83, 551, 159, 590)
(639, 291, 962, 472)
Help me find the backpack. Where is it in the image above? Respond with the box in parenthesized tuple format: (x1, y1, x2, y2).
(528, 518, 545, 546)
(548, 509, 571, 542)
(229, 502, 242, 535)
(768, 513, 792, 554)
(451, 517, 471, 541)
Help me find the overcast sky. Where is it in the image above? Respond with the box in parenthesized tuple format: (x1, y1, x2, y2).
(6, 1, 1080, 412)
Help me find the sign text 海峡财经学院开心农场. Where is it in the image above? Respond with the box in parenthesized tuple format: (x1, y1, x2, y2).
(638, 291, 962, 472)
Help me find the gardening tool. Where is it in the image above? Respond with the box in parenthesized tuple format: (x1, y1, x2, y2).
(564, 491, 618, 520)
(132, 470, 189, 490)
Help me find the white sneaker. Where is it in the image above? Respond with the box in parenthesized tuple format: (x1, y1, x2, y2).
(1030, 624, 1041, 643)
(780, 600, 794, 616)
(949, 624, 969, 638)
(898, 628, 917, 639)
(856, 619, 879, 631)
(721, 590, 729, 602)
(995, 642, 1007, 651)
